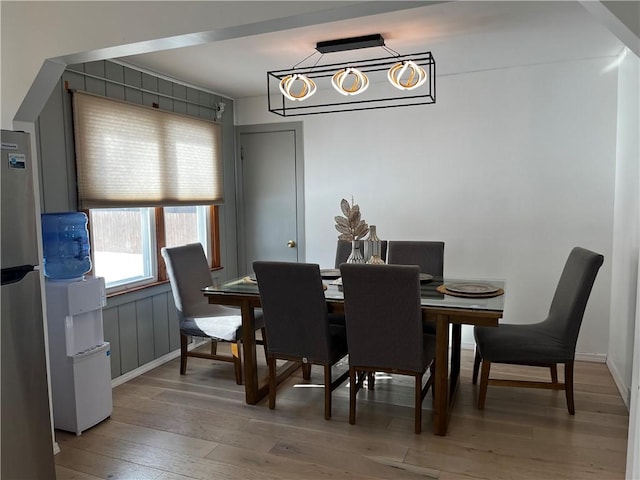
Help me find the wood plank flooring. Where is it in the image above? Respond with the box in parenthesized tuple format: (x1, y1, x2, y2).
(54, 346, 628, 479)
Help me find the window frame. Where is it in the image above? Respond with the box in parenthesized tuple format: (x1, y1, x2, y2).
(85, 205, 221, 297)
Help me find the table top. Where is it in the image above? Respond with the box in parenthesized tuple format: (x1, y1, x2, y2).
(203, 274, 506, 314)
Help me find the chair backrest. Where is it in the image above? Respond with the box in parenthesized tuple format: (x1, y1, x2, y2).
(546, 247, 604, 348)
(253, 261, 332, 363)
(387, 241, 445, 276)
(340, 264, 425, 373)
(335, 239, 388, 267)
(161, 243, 218, 321)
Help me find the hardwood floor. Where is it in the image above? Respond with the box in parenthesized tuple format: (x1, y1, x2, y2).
(54, 346, 628, 479)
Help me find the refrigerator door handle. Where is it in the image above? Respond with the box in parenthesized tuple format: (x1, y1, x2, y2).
(1, 264, 35, 285)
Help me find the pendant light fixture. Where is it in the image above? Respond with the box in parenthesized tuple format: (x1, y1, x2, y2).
(267, 34, 435, 116)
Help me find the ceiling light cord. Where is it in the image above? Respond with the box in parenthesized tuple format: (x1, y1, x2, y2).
(381, 45, 401, 58)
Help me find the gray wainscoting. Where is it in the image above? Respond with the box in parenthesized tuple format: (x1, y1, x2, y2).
(102, 284, 179, 377)
(36, 60, 238, 379)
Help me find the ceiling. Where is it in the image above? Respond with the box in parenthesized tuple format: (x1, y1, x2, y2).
(118, 1, 624, 100)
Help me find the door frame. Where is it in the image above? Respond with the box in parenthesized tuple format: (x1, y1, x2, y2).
(235, 122, 305, 273)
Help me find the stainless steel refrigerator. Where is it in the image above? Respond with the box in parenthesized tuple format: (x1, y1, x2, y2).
(1, 129, 56, 479)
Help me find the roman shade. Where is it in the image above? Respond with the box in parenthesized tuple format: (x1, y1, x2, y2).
(72, 91, 223, 208)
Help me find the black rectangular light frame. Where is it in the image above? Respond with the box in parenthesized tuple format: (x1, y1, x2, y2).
(316, 34, 385, 53)
(267, 51, 436, 117)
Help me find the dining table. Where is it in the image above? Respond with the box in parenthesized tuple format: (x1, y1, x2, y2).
(203, 273, 505, 436)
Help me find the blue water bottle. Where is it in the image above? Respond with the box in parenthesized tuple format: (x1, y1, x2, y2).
(41, 212, 92, 280)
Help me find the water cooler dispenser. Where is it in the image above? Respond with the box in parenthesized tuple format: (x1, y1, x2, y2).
(42, 213, 112, 435)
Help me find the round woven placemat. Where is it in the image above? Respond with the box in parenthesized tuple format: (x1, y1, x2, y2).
(437, 284, 504, 298)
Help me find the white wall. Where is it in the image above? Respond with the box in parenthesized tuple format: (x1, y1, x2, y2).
(608, 48, 640, 406)
(237, 57, 618, 356)
(609, 48, 640, 480)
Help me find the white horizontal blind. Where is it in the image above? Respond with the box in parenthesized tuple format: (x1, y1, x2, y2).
(72, 91, 223, 208)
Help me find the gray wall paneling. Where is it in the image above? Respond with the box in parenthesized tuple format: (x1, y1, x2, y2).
(152, 294, 170, 358)
(105, 62, 125, 100)
(35, 60, 237, 381)
(124, 67, 143, 104)
(141, 73, 159, 107)
(84, 61, 106, 95)
(173, 84, 187, 115)
(135, 298, 155, 366)
(102, 307, 121, 378)
(36, 80, 68, 212)
(117, 302, 139, 375)
(158, 78, 173, 111)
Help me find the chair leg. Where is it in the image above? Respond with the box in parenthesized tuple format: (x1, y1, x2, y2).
(477, 360, 491, 409)
(565, 361, 575, 415)
(550, 364, 558, 384)
(180, 333, 189, 375)
(210, 340, 218, 355)
(324, 365, 332, 420)
(349, 367, 357, 425)
(367, 371, 375, 390)
(302, 363, 312, 380)
(472, 347, 481, 385)
(414, 374, 422, 434)
(268, 357, 277, 410)
(231, 342, 242, 385)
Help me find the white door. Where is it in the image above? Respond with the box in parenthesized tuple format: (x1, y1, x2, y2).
(237, 123, 304, 275)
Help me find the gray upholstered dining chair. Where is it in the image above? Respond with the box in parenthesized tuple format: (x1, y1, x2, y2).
(334, 239, 388, 267)
(386, 240, 445, 276)
(252, 261, 349, 420)
(472, 247, 604, 413)
(162, 243, 265, 384)
(340, 263, 436, 434)
(387, 240, 445, 336)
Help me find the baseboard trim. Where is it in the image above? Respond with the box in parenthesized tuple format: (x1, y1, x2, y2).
(575, 352, 607, 363)
(606, 357, 631, 410)
(111, 339, 207, 388)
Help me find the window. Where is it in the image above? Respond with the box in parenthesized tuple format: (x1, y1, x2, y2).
(90, 208, 155, 289)
(89, 206, 219, 292)
(71, 90, 225, 293)
(163, 206, 210, 249)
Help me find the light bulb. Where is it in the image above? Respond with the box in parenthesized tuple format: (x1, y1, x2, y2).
(279, 74, 317, 101)
(331, 67, 369, 96)
(388, 61, 427, 91)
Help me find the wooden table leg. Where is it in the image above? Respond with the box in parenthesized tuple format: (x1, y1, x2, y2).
(240, 301, 259, 404)
(433, 314, 450, 435)
(449, 323, 462, 408)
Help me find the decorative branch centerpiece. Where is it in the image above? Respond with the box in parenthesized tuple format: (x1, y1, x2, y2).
(335, 198, 369, 264)
(334, 197, 369, 241)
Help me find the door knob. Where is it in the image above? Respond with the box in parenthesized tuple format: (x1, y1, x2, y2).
(287, 240, 296, 248)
